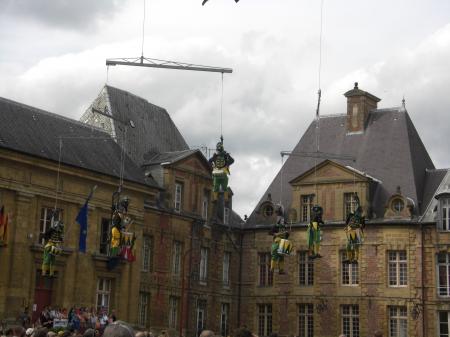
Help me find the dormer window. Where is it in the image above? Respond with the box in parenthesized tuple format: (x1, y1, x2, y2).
(392, 198, 405, 213)
(384, 190, 412, 219)
(202, 190, 210, 220)
(174, 181, 183, 212)
(441, 198, 450, 231)
(263, 205, 274, 217)
(301, 194, 314, 222)
(435, 189, 450, 231)
(344, 192, 358, 219)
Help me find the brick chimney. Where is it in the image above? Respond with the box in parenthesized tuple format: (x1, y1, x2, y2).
(344, 82, 380, 133)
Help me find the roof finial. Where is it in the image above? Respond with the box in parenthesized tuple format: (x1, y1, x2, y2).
(354, 82, 358, 90)
(399, 95, 406, 112)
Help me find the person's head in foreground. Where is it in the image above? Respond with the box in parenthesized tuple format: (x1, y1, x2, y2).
(103, 321, 134, 337)
(233, 327, 255, 337)
(199, 331, 214, 337)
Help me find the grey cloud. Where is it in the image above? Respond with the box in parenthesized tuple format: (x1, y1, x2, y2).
(2, 22, 450, 217)
(0, 0, 127, 30)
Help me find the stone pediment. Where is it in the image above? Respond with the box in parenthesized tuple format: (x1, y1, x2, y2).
(173, 153, 212, 177)
(289, 160, 373, 186)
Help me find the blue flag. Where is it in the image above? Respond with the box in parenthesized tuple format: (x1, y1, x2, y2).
(76, 202, 88, 253)
(76, 186, 96, 253)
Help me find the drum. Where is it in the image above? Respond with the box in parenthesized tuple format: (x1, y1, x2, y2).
(277, 238, 293, 255)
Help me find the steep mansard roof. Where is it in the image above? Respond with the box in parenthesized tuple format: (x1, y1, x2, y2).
(81, 85, 189, 168)
(248, 107, 440, 224)
(0, 96, 157, 187)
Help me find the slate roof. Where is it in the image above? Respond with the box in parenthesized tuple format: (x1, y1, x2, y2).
(144, 149, 200, 166)
(229, 209, 245, 228)
(90, 85, 189, 167)
(0, 96, 157, 187)
(248, 107, 437, 225)
(422, 169, 448, 214)
(420, 169, 450, 222)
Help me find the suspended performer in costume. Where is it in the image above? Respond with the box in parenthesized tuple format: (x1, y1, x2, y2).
(108, 196, 134, 270)
(208, 137, 234, 201)
(344, 203, 365, 263)
(269, 204, 293, 274)
(307, 205, 323, 259)
(42, 211, 64, 277)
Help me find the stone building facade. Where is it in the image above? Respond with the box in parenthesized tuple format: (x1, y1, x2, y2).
(1, 83, 450, 337)
(244, 83, 450, 337)
(0, 91, 241, 337)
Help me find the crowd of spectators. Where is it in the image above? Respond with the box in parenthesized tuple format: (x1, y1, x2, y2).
(1, 306, 117, 337)
(37, 306, 116, 332)
(1, 314, 384, 337)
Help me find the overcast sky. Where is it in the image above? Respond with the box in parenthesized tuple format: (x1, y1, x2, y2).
(1, 0, 450, 217)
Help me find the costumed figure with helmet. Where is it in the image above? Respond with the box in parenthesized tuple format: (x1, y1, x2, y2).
(208, 136, 234, 201)
(42, 210, 64, 277)
(344, 197, 365, 263)
(307, 205, 323, 259)
(269, 204, 293, 274)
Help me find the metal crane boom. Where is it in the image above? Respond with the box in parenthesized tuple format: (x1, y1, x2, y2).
(106, 56, 233, 73)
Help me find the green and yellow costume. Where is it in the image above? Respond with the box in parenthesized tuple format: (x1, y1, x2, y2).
(41, 212, 64, 277)
(269, 204, 293, 274)
(344, 206, 365, 263)
(209, 138, 234, 201)
(110, 226, 121, 256)
(307, 205, 324, 259)
(42, 241, 62, 276)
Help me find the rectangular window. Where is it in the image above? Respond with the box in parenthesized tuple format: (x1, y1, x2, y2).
(438, 252, 450, 296)
(389, 306, 407, 337)
(441, 198, 450, 231)
(202, 190, 209, 220)
(142, 235, 153, 272)
(220, 303, 230, 337)
(172, 241, 182, 275)
(39, 207, 63, 244)
(174, 182, 183, 212)
(223, 252, 231, 286)
(344, 192, 358, 220)
(258, 304, 272, 337)
(342, 305, 359, 337)
(298, 251, 314, 286)
(99, 218, 110, 255)
(138, 292, 150, 327)
(224, 207, 230, 225)
(168, 296, 179, 328)
(258, 253, 273, 287)
(96, 278, 112, 312)
(199, 247, 209, 284)
(342, 252, 359, 285)
(301, 195, 313, 222)
(298, 304, 313, 337)
(388, 251, 407, 286)
(196, 300, 207, 337)
(439, 311, 450, 337)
